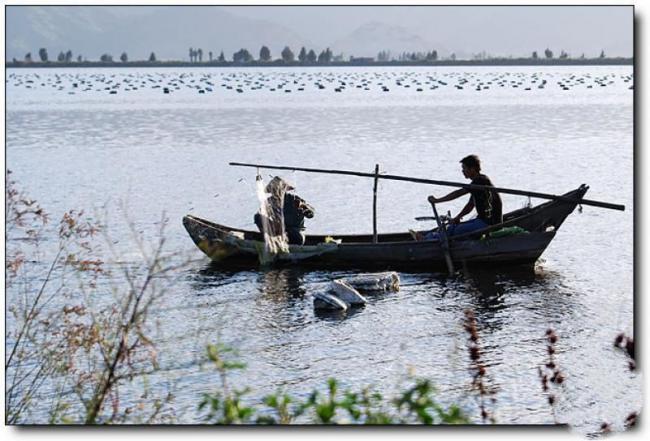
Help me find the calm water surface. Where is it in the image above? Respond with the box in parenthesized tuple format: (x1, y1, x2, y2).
(6, 66, 636, 431)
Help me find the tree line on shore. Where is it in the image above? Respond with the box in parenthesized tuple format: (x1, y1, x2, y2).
(9, 45, 629, 67)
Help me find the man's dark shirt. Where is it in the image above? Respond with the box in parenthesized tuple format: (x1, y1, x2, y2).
(470, 174, 502, 225)
(283, 193, 314, 231)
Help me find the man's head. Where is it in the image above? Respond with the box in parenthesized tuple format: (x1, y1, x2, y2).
(460, 155, 481, 179)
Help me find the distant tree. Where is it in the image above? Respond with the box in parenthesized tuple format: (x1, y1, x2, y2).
(197, 48, 203, 62)
(306, 49, 317, 64)
(209, 51, 213, 62)
(65, 50, 73, 62)
(450, 53, 456, 61)
(77, 55, 82, 63)
(298, 46, 307, 63)
(149, 52, 157, 62)
(38, 48, 48, 62)
(532, 51, 538, 59)
(424, 50, 438, 61)
(600, 49, 606, 58)
(281, 46, 295, 63)
(559, 50, 569, 59)
(233, 48, 253, 63)
(189, 47, 194, 62)
(57, 51, 65, 62)
(580, 53, 585, 59)
(544, 48, 553, 59)
(25, 52, 32, 63)
(317, 47, 332, 64)
(100, 53, 113, 62)
(120, 52, 128, 63)
(259, 45, 271, 62)
(377, 50, 389, 62)
(218, 51, 225, 62)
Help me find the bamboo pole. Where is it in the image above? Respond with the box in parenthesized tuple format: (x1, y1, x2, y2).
(372, 164, 379, 244)
(229, 162, 625, 211)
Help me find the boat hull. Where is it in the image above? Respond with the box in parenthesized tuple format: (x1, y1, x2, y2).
(183, 185, 588, 270)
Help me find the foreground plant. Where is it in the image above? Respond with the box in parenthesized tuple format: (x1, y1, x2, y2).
(5, 172, 189, 424)
(199, 343, 468, 425)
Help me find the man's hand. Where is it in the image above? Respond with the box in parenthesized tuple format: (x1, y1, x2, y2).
(427, 195, 438, 205)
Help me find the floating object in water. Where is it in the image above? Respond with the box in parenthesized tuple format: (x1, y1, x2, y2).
(345, 272, 400, 293)
(328, 280, 367, 306)
(313, 291, 348, 311)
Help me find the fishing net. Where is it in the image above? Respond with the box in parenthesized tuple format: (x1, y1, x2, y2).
(255, 175, 291, 264)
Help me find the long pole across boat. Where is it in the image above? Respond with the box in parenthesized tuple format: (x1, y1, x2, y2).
(229, 162, 625, 211)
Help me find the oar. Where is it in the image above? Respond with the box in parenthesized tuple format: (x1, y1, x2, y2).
(229, 162, 625, 211)
(431, 201, 455, 276)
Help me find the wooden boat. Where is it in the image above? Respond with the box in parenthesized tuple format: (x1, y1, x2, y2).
(183, 185, 589, 270)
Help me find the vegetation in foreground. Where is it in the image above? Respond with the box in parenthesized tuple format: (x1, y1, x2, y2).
(198, 343, 466, 425)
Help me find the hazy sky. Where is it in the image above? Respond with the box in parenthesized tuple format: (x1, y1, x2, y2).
(5, 5, 633, 60)
(225, 5, 633, 57)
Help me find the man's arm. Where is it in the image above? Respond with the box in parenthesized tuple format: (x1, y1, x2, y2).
(428, 188, 469, 204)
(294, 195, 315, 218)
(452, 199, 475, 224)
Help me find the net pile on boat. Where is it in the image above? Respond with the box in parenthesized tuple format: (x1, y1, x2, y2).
(255, 175, 291, 264)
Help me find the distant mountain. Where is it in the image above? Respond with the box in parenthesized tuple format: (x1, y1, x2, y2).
(330, 21, 446, 59)
(5, 6, 309, 61)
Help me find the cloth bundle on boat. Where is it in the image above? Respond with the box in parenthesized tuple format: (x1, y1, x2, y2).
(483, 226, 529, 239)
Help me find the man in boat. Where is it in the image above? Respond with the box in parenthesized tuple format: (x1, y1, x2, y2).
(420, 154, 502, 240)
(254, 176, 315, 246)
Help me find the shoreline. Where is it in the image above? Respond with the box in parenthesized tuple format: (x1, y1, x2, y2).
(6, 58, 633, 69)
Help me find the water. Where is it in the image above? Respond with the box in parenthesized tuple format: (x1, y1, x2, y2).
(5, 66, 637, 431)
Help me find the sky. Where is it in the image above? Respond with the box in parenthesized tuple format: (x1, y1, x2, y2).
(4, 4, 634, 60)
(223, 5, 633, 57)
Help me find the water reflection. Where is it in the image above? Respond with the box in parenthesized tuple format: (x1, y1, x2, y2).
(187, 262, 256, 294)
(257, 268, 306, 304)
(457, 264, 582, 335)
